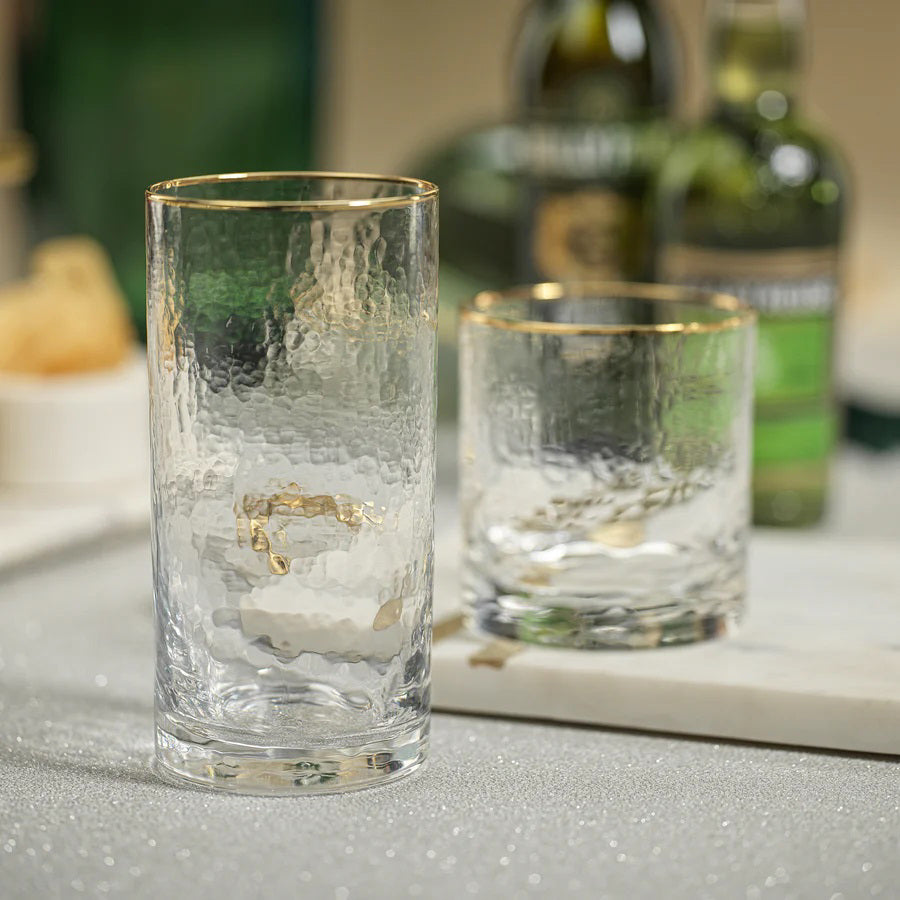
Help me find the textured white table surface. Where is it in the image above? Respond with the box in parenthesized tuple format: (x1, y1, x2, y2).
(0, 442, 899, 898)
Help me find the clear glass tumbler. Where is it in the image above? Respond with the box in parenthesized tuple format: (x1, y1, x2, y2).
(460, 282, 755, 649)
(146, 173, 438, 793)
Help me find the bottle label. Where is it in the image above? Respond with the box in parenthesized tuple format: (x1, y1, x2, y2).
(658, 244, 839, 461)
(658, 245, 839, 315)
(532, 189, 635, 280)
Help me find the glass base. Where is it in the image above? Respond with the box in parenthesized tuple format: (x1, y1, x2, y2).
(154, 717, 428, 795)
(467, 590, 740, 649)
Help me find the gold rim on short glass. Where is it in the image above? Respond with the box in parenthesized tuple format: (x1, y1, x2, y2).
(146, 171, 439, 211)
(461, 282, 756, 335)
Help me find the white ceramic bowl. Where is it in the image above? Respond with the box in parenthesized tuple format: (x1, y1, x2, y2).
(0, 352, 148, 488)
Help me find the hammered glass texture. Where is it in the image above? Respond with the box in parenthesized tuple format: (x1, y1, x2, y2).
(146, 175, 438, 792)
(460, 288, 755, 648)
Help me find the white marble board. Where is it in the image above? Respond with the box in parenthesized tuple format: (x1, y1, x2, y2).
(432, 517, 900, 756)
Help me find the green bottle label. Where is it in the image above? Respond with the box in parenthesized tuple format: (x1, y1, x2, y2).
(658, 245, 838, 415)
(658, 244, 839, 524)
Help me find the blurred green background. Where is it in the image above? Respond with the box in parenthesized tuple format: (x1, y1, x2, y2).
(19, 0, 319, 338)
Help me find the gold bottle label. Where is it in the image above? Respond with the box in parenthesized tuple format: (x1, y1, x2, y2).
(533, 189, 634, 281)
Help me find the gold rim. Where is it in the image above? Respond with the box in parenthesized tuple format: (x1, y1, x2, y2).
(460, 282, 756, 335)
(145, 171, 438, 211)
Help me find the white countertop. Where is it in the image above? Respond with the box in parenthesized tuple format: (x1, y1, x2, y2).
(1, 441, 898, 898)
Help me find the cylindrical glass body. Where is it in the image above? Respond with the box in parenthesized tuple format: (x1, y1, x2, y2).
(146, 172, 438, 793)
(460, 282, 755, 648)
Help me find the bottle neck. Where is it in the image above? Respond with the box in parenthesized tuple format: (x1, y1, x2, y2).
(516, 0, 672, 120)
(708, 0, 804, 123)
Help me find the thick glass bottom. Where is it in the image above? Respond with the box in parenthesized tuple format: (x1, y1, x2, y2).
(154, 716, 428, 795)
(466, 588, 740, 649)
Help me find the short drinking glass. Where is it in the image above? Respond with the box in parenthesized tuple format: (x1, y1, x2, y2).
(146, 172, 438, 793)
(460, 283, 755, 649)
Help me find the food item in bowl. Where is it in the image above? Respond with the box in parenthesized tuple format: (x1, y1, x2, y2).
(0, 236, 147, 487)
(0, 236, 135, 374)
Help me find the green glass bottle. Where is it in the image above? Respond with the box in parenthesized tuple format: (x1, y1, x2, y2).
(513, 0, 676, 282)
(653, 0, 847, 527)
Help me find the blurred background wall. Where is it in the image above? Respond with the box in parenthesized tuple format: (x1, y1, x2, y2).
(323, 0, 900, 310)
(8, 0, 898, 315)
(2, 0, 897, 442)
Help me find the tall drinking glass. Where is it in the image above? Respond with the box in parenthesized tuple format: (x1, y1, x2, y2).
(460, 283, 755, 649)
(146, 173, 438, 793)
